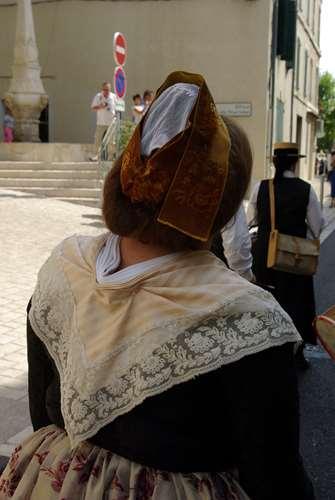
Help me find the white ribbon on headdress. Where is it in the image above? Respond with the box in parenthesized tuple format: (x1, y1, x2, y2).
(141, 83, 200, 157)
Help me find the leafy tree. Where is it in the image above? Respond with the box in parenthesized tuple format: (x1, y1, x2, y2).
(318, 72, 335, 152)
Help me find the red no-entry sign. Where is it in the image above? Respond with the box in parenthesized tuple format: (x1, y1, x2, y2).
(113, 32, 127, 66)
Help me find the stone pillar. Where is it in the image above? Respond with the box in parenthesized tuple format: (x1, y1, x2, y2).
(4, 0, 48, 142)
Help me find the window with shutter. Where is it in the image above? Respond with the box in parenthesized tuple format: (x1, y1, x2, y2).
(304, 50, 308, 97)
(309, 59, 313, 102)
(315, 67, 319, 107)
(295, 38, 301, 90)
(276, 99, 285, 142)
(277, 0, 297, 69)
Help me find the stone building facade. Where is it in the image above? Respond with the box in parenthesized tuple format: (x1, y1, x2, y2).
(273, 0, 322, 180)
(0, 0, 322, 180)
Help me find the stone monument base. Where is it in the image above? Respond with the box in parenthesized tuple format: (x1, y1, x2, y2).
(0, 143, 95, 162)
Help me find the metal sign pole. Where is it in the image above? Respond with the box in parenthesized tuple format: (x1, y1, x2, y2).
(113, 31, 127, 160)
(115, 111, 122, 159)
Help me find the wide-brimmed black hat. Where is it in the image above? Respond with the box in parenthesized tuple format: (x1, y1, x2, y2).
(273, 142, 306, 158)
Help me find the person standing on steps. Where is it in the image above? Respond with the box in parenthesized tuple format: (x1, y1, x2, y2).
(90, 82, 117, 161)
(3, 105, 15, 143)
(142, 89, 154, 114)
(131, 94, 144, 124)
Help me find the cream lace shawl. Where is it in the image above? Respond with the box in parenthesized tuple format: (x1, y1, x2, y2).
(29, 233, 301, 448)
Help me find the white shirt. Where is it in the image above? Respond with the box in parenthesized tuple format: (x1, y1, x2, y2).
(247, 171, 324, 239)
(96, 234, 181, 284)
(91, 92, 117, 126)
(132, 105, 144, 125)
(98, 220, 254, 284)
(220, 204, 254, 281)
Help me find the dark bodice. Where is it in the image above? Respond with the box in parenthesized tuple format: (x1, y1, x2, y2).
(27, 302, 314, 500)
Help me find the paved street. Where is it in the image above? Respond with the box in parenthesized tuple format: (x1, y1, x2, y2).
(0, 189, 102, 458)
(315, 228, 335, 314)
(300, 229, 335, 500)
(0, 187, 335, 499)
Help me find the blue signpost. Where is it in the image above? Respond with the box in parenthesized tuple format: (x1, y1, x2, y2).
(113, 33, 127, 158)
(114, 66, 127, 100)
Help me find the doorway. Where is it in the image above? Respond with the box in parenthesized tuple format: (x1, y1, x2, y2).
(39, 105, 49, 142)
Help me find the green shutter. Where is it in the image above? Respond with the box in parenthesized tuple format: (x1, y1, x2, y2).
(295, 38, 301, 90)
(304, 50, 308, 97)
(277, 0, 297, 69)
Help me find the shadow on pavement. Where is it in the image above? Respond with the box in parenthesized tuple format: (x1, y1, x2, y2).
(82, 214, 102, 220)
(82, 222, 104, 229)
(315, 229, 335, 314)
(80, 213, 104, 229)
(299, 358, 335, 500)
(0, 194, 43, 199)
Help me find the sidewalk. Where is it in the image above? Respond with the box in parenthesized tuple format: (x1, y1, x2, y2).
(0, 189, 102, 458)
(310, 175, 335, 242)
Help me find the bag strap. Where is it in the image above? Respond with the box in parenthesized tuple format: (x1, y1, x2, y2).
(268, 179, 276, 231)
(307, 224, 318, 240)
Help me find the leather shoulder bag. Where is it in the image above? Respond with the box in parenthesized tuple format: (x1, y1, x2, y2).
(266, 179, 320, 276)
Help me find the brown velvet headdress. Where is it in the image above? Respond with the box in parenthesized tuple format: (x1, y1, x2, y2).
(120, 71, 231, 241)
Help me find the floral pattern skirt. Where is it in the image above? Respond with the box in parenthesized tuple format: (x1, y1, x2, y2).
(0, 425, 250, 500)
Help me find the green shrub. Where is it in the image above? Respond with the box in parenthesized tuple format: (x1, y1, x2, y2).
(99, 120, 136, 178)
(118, 120, 136, 153)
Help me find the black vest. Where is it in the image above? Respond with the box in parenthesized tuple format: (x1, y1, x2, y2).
(253, 177, 310, 285)
(257, 178, 310, 238)
(253, 178, 316, 344)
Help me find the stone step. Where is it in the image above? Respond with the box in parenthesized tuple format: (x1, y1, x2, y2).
(0, 178, 102, 189)
(0, 169, 101, 180)
(6, 187, 102, 199)
(0, 143, 95, 163)
(52, 162, 99, 170)
(58, 198, 102, 208)
(0, 161, 99, 171)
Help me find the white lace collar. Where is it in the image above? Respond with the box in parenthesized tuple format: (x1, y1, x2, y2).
(29, 234, 301, 448)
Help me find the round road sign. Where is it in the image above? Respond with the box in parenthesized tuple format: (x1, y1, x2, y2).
(113, 32, 127, 66)
(114, 66, 127, 99)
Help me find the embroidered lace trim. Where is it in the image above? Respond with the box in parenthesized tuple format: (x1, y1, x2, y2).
(29, 243, 300, 448)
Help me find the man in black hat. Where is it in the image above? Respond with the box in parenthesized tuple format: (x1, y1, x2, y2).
(247, 142, 324, 369)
